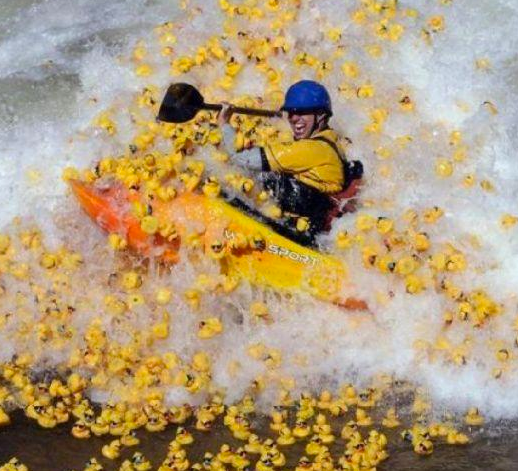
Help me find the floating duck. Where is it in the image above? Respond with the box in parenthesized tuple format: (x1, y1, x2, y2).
(382, 408, 401, 428)
(341, 421, 359, 440)
(446, 430, 470, 445)
(217, 444, 235, 464)
(355, 408, 373, 426)
(84, 458, 104, 471)
(167, 450, 190, 471)
(102, 440, 122, 460)
(244, 434, 262, 454)
(305, 436, 326, 456)
(198, 318, 224, 339)
(413, 439, 434, 456)
(195, 409, 216, 431)
(145, 412, 168, 432)
(341, 385, 358, 406)
(267, 447, 286, 468)
(121, 430, 140, 447)
(293, 420, 311, 439)
(276, 427, 295, 446)
(0, 407, 10, 427)
(317, 424, 335, 445)
(294, 457, 313, 471)
(269, 411, 287, 432)
(91, 417, 110, 436)
(72, 420, 91, 439)
(464, 407, 484, 426)
(175, 426, 194, 445)
(316, 391, 333, 410)
(167, 405, 192, 424)
(231, 448, 250, 470)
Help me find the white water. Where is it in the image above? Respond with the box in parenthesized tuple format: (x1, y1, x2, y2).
(1, 0, 518, 418)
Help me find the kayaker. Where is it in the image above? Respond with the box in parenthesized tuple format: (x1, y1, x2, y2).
(218, 80, 363, 243)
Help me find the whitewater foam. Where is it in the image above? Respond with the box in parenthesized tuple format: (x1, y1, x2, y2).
(0, 0, 518, 419)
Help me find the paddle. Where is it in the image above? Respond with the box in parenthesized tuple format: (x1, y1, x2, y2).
(157, 83, 283, 123)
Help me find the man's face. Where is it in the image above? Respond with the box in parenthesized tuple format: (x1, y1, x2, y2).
(288, 112, 316, 140)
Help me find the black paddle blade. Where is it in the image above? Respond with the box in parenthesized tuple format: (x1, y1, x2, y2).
(158, 83, 205, 123)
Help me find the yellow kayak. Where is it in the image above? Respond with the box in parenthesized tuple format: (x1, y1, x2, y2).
(69, 179, 366, 310)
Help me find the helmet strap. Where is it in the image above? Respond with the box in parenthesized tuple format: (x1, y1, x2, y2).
(310, 112, 328, 136)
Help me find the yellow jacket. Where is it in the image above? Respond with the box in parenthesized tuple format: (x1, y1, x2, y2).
(262, 129, 345, 193)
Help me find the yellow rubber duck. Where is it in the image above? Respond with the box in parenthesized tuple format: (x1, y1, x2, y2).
(260, 439, 275, 455)
(120, 430, 140, 447)
(294, 457, 313, 471)
(231, 417, 252, 440)
(109, 418, 127, 436)
(255, 457, 274, 471)
(53, 401, 70, 424)
(464, 407, 484, 426)
(1, 458, 29, 471)
(231, 448, 250, 470)
(269, 411, 287, 432)
(382, 408, 401, 428)
(292, 420, 310, 439)
(267, 448, 286, 468)
(167, 405, 192, 424)
(238, 395, 255, 415)
(0, 407, 10, 427)
(198, 318, 223, 339)
(305, 436, 325, 455)
(102, 440, 121, 460)
(91, 417, 110, 436)
(341, 385, 358, 406)
(446, 430, 470, 445)
(71, 420, 91, 439)
(145, 412, 167, 432)
(84, 458, 104, 471)
(37, 411, 57, 429)
(217, 444, 234, 464)
(276, 427, 295, 446)
(244, 434, 262, 454)
(341, 421, 359, 440)
(413, 439, 434, 455)
(202, 177, 221, 198)
(167, 450, 189, 471)
(357, 389, 377, 408)
(176, 426, 194, 445)
(316, 391, 333, 410)
(328, 398, 348, 417)
(355, 408, 373, 426)
(195, 409, 216, 431)
(317, 425, 335, 445)
(130, 453, 152, 471)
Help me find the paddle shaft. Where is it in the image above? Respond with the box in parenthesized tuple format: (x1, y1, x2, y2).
(201, 102, 282, 118)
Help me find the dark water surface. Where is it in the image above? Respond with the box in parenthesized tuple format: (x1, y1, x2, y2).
(1, 411, 517, 471)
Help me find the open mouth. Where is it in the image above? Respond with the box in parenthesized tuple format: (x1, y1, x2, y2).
(293, 123, 307, 135)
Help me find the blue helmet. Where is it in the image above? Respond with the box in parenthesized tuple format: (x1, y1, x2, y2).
(280, 80, 332, 116)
